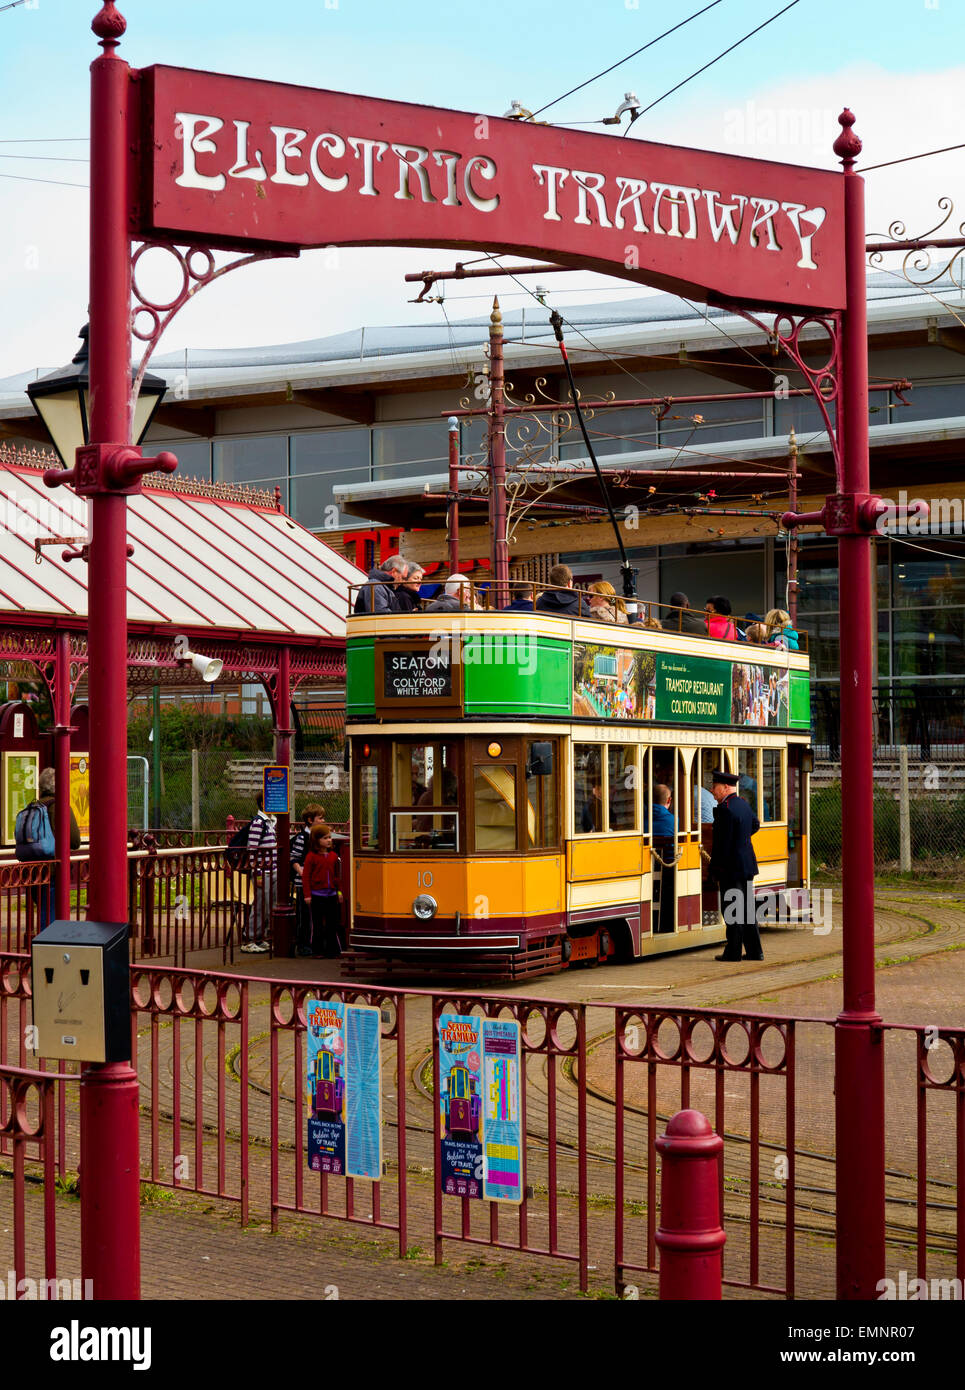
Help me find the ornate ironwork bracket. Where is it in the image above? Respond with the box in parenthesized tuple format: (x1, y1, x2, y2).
(718, 304, 843, 481)
(130, 242, 299, 399)
(867, 199, 965, 290)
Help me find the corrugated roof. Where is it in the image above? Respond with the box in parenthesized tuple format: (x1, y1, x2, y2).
(0, 456, 364, 638)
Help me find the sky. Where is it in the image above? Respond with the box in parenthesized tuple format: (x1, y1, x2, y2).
(1, 0, 964, 379)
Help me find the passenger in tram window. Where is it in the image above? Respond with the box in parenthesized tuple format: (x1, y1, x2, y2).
(395, 564, 426, 612)
(504, 581, 535, 612)
(705, 596, 739, 641)
(694, 781, 716, 825)
(650, 783, 675, 837)
(534, 564, 586, 617)
(426, 574, 473, 612)
(354, 554, 409, 614)
(667, 592, 707, 636)
(587, 581, 629, 625)
(580, 782, 603, 833)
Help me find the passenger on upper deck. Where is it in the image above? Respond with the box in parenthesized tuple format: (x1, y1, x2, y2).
(705, 595, 739, 641)
(354, 554, 409, 614)
(426, 575, 473, 612)
(395, 564, 425, 613)
(667, 592, 708, 636)
(503, 581, 534, 612)
(587, 580, 629, 624)
(765, 608, 800, 650)
(534, 564, 586, 617)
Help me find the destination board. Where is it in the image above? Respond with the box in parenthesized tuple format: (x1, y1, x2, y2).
(374, 640, 464, 714)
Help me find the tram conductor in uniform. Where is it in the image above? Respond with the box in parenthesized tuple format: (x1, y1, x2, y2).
(708, 768, 764, 962)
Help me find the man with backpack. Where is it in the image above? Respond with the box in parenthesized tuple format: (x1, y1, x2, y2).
(16, 767, 81, 931)
(242, 793, 276, 954)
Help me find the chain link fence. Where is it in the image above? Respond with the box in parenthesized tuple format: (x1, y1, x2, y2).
(129, 748, 349, 836)
(812, 755, 965, 878)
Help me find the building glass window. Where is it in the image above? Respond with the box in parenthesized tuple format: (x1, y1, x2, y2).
(213, 435, 289, 504)
(151, 438, 211, 483)
(372, 421, 449, 483)
(291, 429, 371, 529)
(659, 393, 765, 447)
(559, 407, 657, 460)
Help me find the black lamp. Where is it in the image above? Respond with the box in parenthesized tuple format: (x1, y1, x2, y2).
(26, 324, 167, 468)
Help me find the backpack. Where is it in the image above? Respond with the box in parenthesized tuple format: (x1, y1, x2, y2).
(225, 820, 251, 871)
(15, 800, 55, 861)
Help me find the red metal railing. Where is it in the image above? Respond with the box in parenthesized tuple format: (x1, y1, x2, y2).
(0, 1062, 71, 1296)
(2, 949, 963, 1297)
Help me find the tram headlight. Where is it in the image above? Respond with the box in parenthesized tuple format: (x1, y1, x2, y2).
(412, 893, 438, 921)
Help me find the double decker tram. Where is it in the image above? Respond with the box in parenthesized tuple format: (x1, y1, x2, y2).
(343, 590, 812, 981)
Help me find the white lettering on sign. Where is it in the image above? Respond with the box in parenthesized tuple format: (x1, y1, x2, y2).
(13, 713, 23, 739)
(169, 113, 829, 268)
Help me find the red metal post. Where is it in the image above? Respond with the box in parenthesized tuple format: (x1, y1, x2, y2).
(488, 299, 509, 606)
(655, 1109, 725, 1299)
(78, 2, 141, 1300)
(271, 645, 294, 956)
(787, 429, 799, 627)
(832, 110, 886, 1299)
(53, 631, 71, 922)
(447, 416, 460, 575)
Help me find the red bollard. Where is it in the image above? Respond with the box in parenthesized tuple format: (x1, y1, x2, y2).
(655, 1109, 726, 1299)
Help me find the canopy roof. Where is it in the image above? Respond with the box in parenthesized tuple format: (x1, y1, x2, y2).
(0, 446, 364, 641)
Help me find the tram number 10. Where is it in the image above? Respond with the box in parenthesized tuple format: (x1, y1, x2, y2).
(417, 870, 434, 888)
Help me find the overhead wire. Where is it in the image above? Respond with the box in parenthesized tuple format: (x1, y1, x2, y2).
(622, 0, 802, 131)
(0, 171, 87, 188)
(531, 0, 724, 118)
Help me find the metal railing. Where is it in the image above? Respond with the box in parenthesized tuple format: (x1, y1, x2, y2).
(3, 951, 960, 1297)
(348, 580, 808, 650)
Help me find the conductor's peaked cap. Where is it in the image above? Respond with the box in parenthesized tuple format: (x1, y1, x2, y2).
(711, 769, 739, 786)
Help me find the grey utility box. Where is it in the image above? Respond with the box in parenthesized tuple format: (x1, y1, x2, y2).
(31, 921, 130, 1063)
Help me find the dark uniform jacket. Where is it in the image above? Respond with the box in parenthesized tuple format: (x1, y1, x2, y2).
(535, 589, 585, 617)
(709, 792, 759, 884)
(354, 567, 400, 614)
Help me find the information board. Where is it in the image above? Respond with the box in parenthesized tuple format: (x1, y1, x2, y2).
(2, 751, 38, 846)
(263, 764, 290, 815)
(438, 1013, 484, 1199)
(481, 1018, 523, 1205)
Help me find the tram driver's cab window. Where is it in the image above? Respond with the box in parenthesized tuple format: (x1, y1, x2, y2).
(390, 741, 460, 851)
(474, 762, 518, 851)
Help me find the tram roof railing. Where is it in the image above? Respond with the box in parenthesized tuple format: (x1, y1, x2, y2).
(347, 579, 808, 652)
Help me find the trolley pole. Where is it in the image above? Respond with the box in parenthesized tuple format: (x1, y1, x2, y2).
(488, 298, 509, 606)
(832, 110, 886, 1299)
(447, 416, 460, 575)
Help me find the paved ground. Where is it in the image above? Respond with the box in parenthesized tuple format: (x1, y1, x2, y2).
(3, 880, 963, 1300)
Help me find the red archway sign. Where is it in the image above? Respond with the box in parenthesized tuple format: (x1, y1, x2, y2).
(73, 0, 879, 1308)
(135, 67, 844, 313)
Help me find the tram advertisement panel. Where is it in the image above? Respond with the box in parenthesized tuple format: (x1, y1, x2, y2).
(481, 1019, 523, 1205)
(307, 999, 382, 1180)
(573, 643, 791, 729)
(438, 1013, 484, 1199)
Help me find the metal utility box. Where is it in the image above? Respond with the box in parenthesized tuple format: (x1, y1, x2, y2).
(30, 921, 130, 1063)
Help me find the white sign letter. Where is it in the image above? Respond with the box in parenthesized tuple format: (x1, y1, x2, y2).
(309, 133, 349, 192)
(464, 155, 499, 212)
(174, 113, 226, 191)
(270, 126, 309, 186)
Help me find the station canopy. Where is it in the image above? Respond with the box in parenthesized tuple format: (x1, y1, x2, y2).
(0, 446, 364, 640)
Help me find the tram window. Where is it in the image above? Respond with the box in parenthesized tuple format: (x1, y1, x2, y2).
(392, 812, 459, 852)
(574, 744, 603, 834)
(694, 751, 716, 826)
(761, 748, 783, 822)
(608, 746, 637, 830)
(738, 750, 759, 816)
(358, 765, 380, 850)
(393, 742, 460, 808)
(474, 764, 518, 851)
(525, 740, 559, 849)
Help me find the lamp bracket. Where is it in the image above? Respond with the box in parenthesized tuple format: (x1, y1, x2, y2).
(44, 443, 177, 497)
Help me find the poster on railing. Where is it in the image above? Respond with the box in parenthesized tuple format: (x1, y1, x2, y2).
(1, 750, 38, 846)
(481, 1018, 523, 1205)
(306, 999, 382, 1180)
(438, 1013, 484, 1199)
(69, 753, 90, 839)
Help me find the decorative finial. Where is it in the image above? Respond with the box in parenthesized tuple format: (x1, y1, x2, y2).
(490, 296, 502, 331)
(833, 108, 862, 168)
(788, 425, 797, 447)
(92, 2, 126, 51)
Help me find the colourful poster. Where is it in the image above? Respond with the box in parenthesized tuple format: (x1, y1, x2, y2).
(573, 642, 793, 729)
(307, 999, 382, 1179)
(2, 751, 38, 846)
(69, 753, 90, 838)
(481, 1018, 523, 1205)
(438, 1013, 484, 1200)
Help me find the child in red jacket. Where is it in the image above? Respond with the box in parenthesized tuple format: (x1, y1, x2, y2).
(302, 824, 342, 958)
